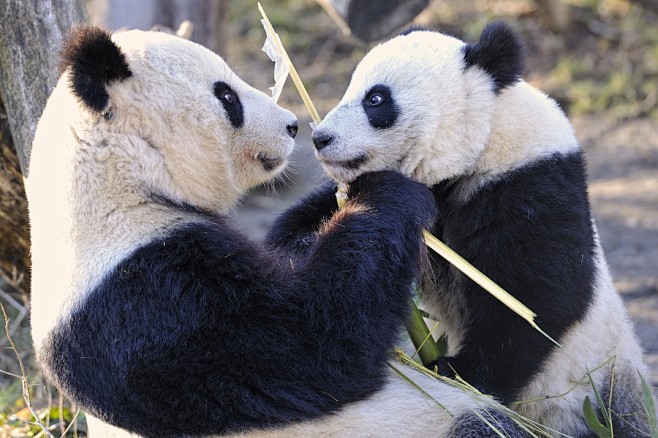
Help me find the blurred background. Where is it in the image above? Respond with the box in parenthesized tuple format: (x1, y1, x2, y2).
(1, 0, 657, 435)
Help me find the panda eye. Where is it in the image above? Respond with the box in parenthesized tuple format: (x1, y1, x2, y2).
(213, 82, 239, 105)
(221, 90, 236, 103)
(362, 84, 397, 129)
(366, 93, 385, 107)
(214, 81, 244, 129)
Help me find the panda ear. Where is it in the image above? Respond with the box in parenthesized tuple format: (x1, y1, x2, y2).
(59, 25, 132, 113)
(463, 22, 525, 93)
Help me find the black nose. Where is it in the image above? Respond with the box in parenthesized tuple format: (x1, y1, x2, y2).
(312, 132, 334, 151)
(286, 121, 298, 138)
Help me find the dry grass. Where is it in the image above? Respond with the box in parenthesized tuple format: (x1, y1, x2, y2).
(1, 273, 83, 437)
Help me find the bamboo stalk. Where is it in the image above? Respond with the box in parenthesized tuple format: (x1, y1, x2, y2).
(423, 231, 562, 348)
(406, 301, 442, 366)
(258, 3, 322, 125)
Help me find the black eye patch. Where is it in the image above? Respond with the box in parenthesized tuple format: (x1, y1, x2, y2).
(362, 84, 398, 129)
(214, 81, 244, 129)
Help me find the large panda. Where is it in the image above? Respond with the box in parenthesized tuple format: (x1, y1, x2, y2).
(311, 22, 656, 437)
(26, 25, 528, 437)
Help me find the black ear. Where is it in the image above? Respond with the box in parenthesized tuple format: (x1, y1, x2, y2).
(463, 22, 525, 93)
(59, 25, 132, 113)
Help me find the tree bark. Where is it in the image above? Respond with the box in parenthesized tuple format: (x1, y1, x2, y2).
(90, 0, 229, 56)
(0, 0, 87, 175)
(0, 0, 87, 294)
(0, 97, 29, 294)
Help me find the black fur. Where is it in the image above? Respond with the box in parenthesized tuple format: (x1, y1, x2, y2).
(428, 151, 596, 404)
(463, 22, 525, 93)
(595, 369, 653, 437)
(41, 171, 436, 437)
(59, 25, 132, 113)
(214, 81, 244, 129)
(265, 182, 340, 257)
(362, 84, 398, 129)
(448, 410, 529, 437)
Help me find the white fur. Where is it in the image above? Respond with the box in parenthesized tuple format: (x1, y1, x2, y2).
(27, 29, 296, 351)
(514, 231, 648, 436)
(85, 365, 501, 438)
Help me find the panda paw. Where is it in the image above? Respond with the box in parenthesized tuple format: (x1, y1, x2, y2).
(348, 170, 437, 228)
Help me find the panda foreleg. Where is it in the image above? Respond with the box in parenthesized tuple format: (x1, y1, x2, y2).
(264, 182, 339, 256)
(42, 170, 438, 437)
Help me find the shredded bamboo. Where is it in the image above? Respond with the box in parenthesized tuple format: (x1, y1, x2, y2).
(258, 3, 322, 125)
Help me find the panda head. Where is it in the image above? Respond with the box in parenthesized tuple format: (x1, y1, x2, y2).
(43, 25, 298, 214)
(312, 22, 525, 185)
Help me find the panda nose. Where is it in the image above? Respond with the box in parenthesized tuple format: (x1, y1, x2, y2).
(286, 121, 298, 138)
(312, 132, 334, 151)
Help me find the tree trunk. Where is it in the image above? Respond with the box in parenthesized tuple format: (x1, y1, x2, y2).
(0, 0, 87, 294)
(0, 0, 87, 174)
(90, 0, 229, 56)
(0, 97, 29, 294)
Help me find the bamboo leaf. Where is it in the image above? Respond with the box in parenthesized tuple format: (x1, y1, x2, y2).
(589, 369, 612, 429)
(639, 372, 658, 437)
(436, 333, 448, 358)
(259, 20, 289, 103)
(583, 396, 612, 438)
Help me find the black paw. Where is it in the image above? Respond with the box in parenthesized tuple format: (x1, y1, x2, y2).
(349, 171, 437, 227)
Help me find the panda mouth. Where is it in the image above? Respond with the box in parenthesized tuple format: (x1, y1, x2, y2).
(321, 154, 369, 170)
(255, 153, 285, 172)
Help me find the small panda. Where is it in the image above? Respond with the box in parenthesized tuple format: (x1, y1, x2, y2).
(312, 22, 656, 437)
(26, 25, 527, 437)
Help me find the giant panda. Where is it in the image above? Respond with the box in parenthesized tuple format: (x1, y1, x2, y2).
(26, 25, 529, 438)
(311, 22, 657, 437)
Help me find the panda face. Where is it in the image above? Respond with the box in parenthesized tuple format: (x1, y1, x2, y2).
(57, 28, 297, 216)
(312, 30, 496, 185)
(107, 29, 297, 209)
(313, 30, 501, 186)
